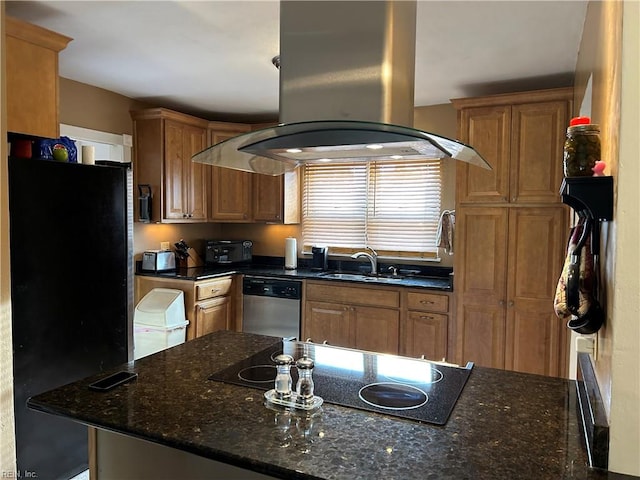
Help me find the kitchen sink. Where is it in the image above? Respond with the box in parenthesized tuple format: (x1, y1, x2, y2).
(318, 272, 405, 283)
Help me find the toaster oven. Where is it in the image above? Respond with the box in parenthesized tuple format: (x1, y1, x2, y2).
(205, 240, 253, 265)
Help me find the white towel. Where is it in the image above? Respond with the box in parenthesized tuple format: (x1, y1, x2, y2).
(436, 210, 455, 255)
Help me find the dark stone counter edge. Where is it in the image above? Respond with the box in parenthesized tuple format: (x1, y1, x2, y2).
(136, 265, 453, 291)
(27, 377, 321, 480)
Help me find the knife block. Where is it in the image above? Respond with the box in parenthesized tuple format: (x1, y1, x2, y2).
(177, 248, 204, 268)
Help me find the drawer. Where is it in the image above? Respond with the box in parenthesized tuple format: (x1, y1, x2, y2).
(306, 282, 400, 308)
(406, 291, 449, 313)
(196, 277, 232, 301)
(406, 310, 448, 324)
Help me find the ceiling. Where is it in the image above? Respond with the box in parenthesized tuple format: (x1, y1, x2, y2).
(5, 1, 587, 123)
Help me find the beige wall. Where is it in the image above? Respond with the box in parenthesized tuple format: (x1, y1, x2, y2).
(60, 77, 149, 136)
(574, 1, 639, 475)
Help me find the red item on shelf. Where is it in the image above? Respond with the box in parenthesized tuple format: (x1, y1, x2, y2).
(569, 116, 591, 126)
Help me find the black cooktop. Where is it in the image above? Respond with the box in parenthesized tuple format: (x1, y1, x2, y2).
(209, 341, 472, 425)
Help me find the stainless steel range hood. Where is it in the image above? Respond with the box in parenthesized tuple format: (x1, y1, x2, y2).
(192, 1, 491, 175)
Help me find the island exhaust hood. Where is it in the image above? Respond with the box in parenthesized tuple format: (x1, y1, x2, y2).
(192, 0, 491, 175)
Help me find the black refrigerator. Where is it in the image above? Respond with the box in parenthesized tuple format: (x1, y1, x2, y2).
(8, 157, 133, 480)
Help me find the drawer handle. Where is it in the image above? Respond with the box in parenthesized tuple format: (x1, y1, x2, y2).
(210, 288, 220, 294)
(420, 300, 435, 304)
(420, 315, 435, 320)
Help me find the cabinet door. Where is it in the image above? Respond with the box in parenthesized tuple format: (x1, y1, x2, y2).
(404, 311, 448, 361)
(456, 105, 511, 204)
(353, 306, 399, 355)
(510, 102, 568, 204)
(184, 124, 208, 220)
(453, 207, 509, 368)
(164, 120, 188, 219)
(164, 120, 207, 221)
(209, 131, 252, 221)
(504, 207, 568, 376)
(303, 301, 352, 347)
(253, 174, 283, 222)
(195, 296, 231, 338)
(210, 167, 252, 221)
(6, 18, 70, 138)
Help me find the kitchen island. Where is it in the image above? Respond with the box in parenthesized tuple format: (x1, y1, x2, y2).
(28, 331, 616, 479)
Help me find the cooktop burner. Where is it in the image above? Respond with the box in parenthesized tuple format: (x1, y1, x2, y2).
(238, 365, 277, 383)
(209, 341, 472, 425)
(358, 383, 429, 410)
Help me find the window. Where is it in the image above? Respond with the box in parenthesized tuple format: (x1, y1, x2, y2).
(302, 160, 442, 259)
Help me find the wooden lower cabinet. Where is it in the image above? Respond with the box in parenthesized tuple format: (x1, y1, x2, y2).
(454, 206, 568, 377)
(303, 281, 453, 358)
(304, 282, 400, 355)
(195, 296, 232, 337)
(304, 301, 353, 346)
(135, 275, 235, 341)
(402, 291, 450, 362)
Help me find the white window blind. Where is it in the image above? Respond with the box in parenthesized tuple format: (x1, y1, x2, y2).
(302, 160, 442, 258)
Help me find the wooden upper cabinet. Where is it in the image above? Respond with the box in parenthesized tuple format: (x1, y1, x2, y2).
(453, 88, 572, 205)
(131, 109, 208, 223)
(456, 105, 511, 204)
(209, 125, 252, 222)
(210, 166, 252, 221)
(163, 120, 208, 220)
(5, 17, 72, 138)
(253, 174, 283, 222)
(208, 124, 289, 223)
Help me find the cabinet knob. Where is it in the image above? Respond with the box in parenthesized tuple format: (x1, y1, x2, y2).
(499, 300, 505, 306)
(508, 301, 515, 307)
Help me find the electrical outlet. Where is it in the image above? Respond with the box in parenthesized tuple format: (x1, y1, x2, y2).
(160, 241, 171, 251)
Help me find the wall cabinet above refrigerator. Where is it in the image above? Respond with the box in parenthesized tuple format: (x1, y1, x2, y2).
(5, 16, 71, 138)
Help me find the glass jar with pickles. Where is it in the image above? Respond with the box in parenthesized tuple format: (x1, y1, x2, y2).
(563, 116, 601, 177)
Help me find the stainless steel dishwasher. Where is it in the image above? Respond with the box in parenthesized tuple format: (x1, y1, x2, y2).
(242, 276, 302, 339)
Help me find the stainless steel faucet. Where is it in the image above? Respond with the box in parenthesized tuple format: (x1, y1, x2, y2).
(351, 249, 377, 274)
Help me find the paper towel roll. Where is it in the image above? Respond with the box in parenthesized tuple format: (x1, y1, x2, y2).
(82, 145, 95, 165)
(285, 237, 297, 270)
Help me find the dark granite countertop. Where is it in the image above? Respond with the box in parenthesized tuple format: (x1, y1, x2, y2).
(28, 331, 619, 479)
(136, 259, 453, 291)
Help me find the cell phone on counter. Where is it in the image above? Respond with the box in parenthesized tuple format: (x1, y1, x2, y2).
(88, 371, 138, 392)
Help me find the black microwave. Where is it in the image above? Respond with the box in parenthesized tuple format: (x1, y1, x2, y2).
(205, 240, 253, 265)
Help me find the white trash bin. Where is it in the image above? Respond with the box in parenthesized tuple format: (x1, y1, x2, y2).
(134, 288, 189, 359)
